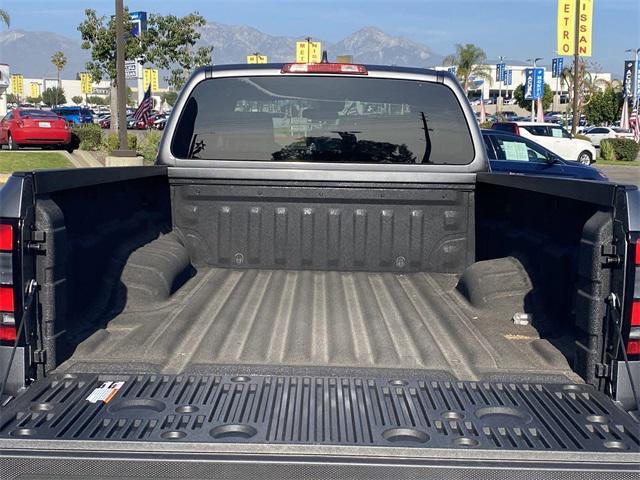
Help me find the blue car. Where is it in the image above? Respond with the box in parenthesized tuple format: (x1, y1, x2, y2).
(482, 129, 608, 181)
(51, 106, 94, 125)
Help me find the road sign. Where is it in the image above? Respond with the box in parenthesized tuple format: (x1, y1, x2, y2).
(80, 72, 92, 94)
(125, 61, 139, 79)
(296, 41, 322, 63)
(504, 69, 513, 86)
(247, 54, 268, 64)
(623, 61, 635, 98)
(552, 58, 563, 78)
(577, 0, 593, 57)
(130, 11, 147, 38)
(29, 82, 40, 98)
(524, 68, 544, 100)
(10, 74, 23, 96)
(143, 68, 159, 92)
(496, 62, 505, 82)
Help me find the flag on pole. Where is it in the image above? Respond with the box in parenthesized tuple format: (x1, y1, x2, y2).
(536, 98, 544, 123)
(630, 105, 640, 143)
(479, 97, 486, 124)
(620, 98, 630, 130)
(133, 85, 152, 125)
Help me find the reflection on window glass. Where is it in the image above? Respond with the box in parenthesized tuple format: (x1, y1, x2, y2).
(172, 76, 475, 165)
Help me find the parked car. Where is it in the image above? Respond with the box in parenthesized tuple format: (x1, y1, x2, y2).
(126, 114, 147, 130)
(491, 121, 596, 164)
(51, 106, 93, 125)
(98, 115, 111, 129)
(583, 126, 635, 146)
(498, 110, 519, 121)
(0, 63, 638, 478)
(0, 108, 72, 151)
(482, 129, 607, 181)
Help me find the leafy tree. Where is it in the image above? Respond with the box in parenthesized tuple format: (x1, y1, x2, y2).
(0, 9, 9, 27)
(583, 87, 622, 125)
(72, 95, 83, 105)
(160, 91, 178, 106)
(513, 82, 554, 112)
(5, 93, 18, 104)
(42, 87, 66, 107)
(443, 44, 491, 93)
(78, 9, 212, 90)
(51, 51, 67, 107)
(86, 95, 108, 106)
(26, 96, 42, 104)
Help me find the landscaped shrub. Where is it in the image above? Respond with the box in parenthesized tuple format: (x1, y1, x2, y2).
(599, 139, 614, 161)
(137, 130, 162, 162)
(601, 138, 640, 162)
(104, 132, 138, 153)
(71, 123, 102, 151)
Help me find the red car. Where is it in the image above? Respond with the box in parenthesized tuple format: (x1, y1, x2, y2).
(0, 108, 73, 152)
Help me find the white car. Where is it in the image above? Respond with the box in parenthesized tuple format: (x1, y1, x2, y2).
(491, 121, 597, 165)
(583, 126, 634, 147)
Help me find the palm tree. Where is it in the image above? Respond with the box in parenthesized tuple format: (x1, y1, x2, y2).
(443, 44, 492, 95)
(51, 51, 67, 107)
(0, 9, 9, 28)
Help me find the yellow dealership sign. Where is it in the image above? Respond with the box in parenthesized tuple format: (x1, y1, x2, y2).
(247, 54, 268, 64)
(10, 74, 24, 96)
(296, 41, 321, 63)
(30, 82, 40, 98)
(143, 68, 159, 92)
(80, 72, 92, 94)
(557, 0, 593, 56)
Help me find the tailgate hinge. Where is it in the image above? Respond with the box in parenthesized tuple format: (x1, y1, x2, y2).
(600, 244, 620, 267)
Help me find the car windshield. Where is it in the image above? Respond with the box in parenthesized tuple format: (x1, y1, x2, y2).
(172, 76, 475, 165)
(20, 110, 59, 118)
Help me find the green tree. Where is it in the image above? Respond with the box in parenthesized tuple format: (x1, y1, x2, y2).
(71, 95, 83, 105)
(26, 96, 42, 104)
(160, 91, 178, 106)
(583, 87, 622, 125)
(42, 87, 66, 107)
(5, 93, 18, 104)
(0, 9, 9, 28)
(86, 95, 108, 106)
(443, 44, 491, 93)
(513, 83, 554, 112)
(78, 9, 212, 90)
(51, 51, 67, 107)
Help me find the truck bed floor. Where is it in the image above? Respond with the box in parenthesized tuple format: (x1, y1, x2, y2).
(60, 268, 578, 383)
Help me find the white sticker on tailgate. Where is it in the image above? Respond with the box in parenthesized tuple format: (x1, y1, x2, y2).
(86, 381, 125, 403)
(38, 122, 51, 128)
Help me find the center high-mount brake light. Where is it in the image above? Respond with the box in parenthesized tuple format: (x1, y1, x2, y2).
(281, 63, 368, 75)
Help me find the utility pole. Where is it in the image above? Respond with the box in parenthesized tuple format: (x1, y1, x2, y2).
(570, 0, 580, 135)
(114, 0, 133, 156)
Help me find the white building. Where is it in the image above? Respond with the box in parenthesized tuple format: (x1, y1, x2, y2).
(435, 63, 613, 101)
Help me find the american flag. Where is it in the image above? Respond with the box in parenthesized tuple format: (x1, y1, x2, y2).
(631, 104, 640, 144)
(133, 85, 152, 124)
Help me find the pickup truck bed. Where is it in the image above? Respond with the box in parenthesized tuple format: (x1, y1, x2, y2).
(60, 265, 577, 382)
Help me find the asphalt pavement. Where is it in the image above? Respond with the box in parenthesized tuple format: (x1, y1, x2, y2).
(597, 165, 639, 186)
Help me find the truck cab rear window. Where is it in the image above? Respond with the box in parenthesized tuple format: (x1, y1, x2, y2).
(171, 76, 474, 165)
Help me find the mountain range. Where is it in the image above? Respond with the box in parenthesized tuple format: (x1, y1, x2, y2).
(0, 23, 443, 80)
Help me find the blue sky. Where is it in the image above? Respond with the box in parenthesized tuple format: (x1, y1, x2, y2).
(2, 0, 638, 76)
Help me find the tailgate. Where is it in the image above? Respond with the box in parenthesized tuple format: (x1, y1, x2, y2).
(1, 372, 638, 479)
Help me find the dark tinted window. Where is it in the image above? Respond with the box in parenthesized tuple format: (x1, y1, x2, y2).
(589, 128, 608, 134)
(20, 109, 58, 118)
(522, 125, 550, 136)
(491, 123, 517, 133)
(172, 76, 474, 165)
